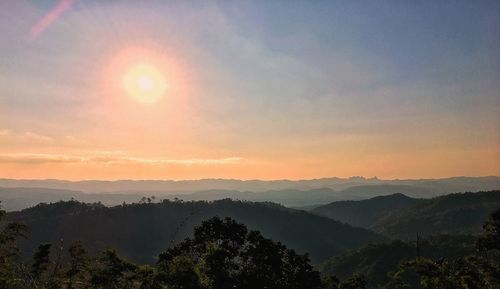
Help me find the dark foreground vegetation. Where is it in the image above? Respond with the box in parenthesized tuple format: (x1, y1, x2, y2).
(322, 235, 478, 287)
(1, 209, 367, 289)
(5, 199, 383, 263)
(1, 201, 499, 289)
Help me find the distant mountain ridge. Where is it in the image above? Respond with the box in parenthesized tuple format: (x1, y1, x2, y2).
(335, 185, 433, 199)
(0, 184, 470, 211)
(1, 177, 499, 210)
(0, 187, 145, 211)
(1, 176, 498, 193)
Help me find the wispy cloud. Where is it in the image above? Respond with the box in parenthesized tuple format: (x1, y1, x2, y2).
(0, 153, 243, 166)
(0, 129, 54, 145)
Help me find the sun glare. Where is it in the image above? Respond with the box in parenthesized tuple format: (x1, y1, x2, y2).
(123, 64, 167, 103)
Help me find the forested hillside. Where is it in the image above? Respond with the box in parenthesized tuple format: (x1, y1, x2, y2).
(3, 199, 383, 264)
(0, 187, 144, 211)
(320, 235, 478, 287)
(313, 190, 500, 238)
(0, 211, 380, 289)
(312, 193, 422, 227)
(372, 190, 500, 238)
(1, 203, 499, 289)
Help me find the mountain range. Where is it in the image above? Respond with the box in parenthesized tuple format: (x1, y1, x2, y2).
(1, 176, 499, 210)
(1, 176, 498, 194)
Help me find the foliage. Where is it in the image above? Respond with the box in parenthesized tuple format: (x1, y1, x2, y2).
(4, 199, 383, 263)
(312, 193, 421, 228)
(156, 217, 322, 289)
(313, 190, 500, 238)
(385, 208, 500, 289)
(0, 202, 28, 289)
(321, 235, 477, 287)
(372, 191, 500, 238)
(320, 207, 500, 288)
(0, 209, 339, 289)
(0, 200, 498, 289)
(477, 208, 500, 251)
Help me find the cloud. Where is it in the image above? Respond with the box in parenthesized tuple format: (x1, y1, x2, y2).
(0, 153, 81, 164)
(0, 129, 54, 145)
(0, 130, 96, 149)
(0, 153, 243, 166)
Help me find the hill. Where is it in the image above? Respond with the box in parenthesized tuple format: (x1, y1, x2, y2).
(312, 191, 500, 238)
(172, 188, 346, 207)
(0, 187, 145, 211)
(1, 176, 498, 210)
(3, 199, 384, 264)
(175, 185, 437, 206)
(0, 185, 433, 211)
(312, 193, 423, 227)
(372, 190, 500, 238)
(320, 235, 478, 287)
(0, 186, 404, 211)
(336, 185, 433, 199)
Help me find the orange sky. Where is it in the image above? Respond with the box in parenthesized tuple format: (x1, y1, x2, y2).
(0, 1, 499, 180)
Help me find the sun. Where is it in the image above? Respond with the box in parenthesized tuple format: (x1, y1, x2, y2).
(123, 64, 167, 103)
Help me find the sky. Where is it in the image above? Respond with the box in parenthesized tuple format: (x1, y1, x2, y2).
(0, 0, 499, 180)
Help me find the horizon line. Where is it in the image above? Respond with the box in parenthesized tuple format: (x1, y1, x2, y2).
(1, 175, 499, 183)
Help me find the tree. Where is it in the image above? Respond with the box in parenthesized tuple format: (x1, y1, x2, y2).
(339, 274, 368, 289)
(321, 274, 367, 289)
(477, 208, 500, 251)
(90, 250, 139, 289)
(157, 216, 322, 289)
(31, 243, 53, 288)
(66, 241, 88, 289)
(386, 209, 500, 289)
(0, 203, 28, 289)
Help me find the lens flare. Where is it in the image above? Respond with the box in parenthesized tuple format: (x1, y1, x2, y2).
(29, 0, 75, 41)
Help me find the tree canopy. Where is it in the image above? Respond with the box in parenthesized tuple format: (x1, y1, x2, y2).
(1, 200, 499, 289)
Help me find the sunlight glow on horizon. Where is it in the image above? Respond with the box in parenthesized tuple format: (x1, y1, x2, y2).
(0, 1, 498, 180)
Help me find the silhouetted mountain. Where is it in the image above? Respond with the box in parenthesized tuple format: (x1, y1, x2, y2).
(336, 185, 434, 199)
(0, 187, 145, 211)
(3, 199, 384, 264)
(0, 177, 382, 193)
(0, 185, 432, 211)
(372, 191, 500, 238)
(313, 190, 500, 238)
(312, 193, 423, 227)
(0, 186, 392, 210)
(1, 176, 498, 194)
(1, 177, 498, 211)
(4, 178, 498, 211)
(171, 188, 345, 207)
(174, 185, 436, 206)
